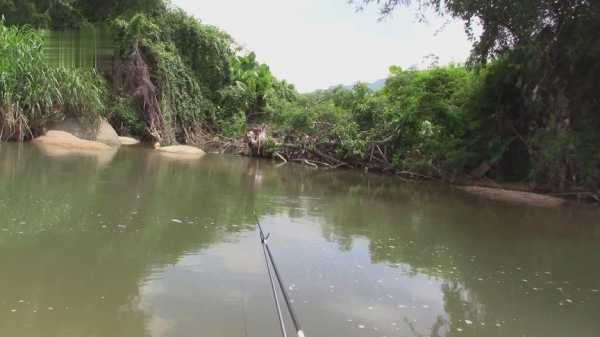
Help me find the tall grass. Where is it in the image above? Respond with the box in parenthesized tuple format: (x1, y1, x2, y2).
(0, 22, 106, 141)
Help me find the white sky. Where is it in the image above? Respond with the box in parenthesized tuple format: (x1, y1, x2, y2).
(172, 0, 472, 92)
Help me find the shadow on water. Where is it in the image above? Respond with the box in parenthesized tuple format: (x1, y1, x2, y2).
(0, 143, 599, 337)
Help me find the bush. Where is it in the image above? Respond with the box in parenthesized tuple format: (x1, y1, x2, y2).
(0, 22, 105, 141)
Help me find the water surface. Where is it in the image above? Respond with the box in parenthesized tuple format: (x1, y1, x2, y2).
(1, 143, 599, 337)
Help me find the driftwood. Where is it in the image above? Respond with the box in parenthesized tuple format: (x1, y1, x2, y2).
(291, 158, 318, 168)
(273, 152, 287, 163)
(458, 186, 565, 208)
(279, 143, 351, 168)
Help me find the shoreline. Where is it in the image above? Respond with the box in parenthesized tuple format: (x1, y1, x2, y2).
(2, 137, 596, 208)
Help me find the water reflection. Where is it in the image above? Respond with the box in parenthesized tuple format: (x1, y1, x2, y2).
(0, 143, 599, 337)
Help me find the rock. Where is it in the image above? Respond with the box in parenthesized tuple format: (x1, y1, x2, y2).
(154, 144, 205, 160)
(95, 119, 121, 147)
(458, 186, 565, 208)
(156, 145, 205, 155)
(119, 136, 141, 146)
(47, 118, 120, 147)
(33, 130, 112, 151)
(31, 130, 117, 165)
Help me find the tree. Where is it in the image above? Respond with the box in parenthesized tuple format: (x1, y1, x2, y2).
(355, 0, 600, 190)
(355, 0, 598, 62)
(0, 0, 167, 29)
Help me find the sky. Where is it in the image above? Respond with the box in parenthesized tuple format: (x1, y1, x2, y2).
(171, 0, 472, 92)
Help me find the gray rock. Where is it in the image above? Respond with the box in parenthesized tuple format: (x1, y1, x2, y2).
(96, 119, 121, 147)
(48, 118, 120, 147)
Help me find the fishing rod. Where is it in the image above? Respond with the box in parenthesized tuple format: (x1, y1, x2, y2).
(255, 213, 306, 337)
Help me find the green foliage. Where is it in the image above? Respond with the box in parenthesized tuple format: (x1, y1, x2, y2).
(270, 66, 478, 176)
(3, 0, 303, 141)
(158, 9, 234, 100)
(112, 10, 292, 140)
(0, 0, 166, 29)
(355, 0, 600, 190)
(112, 13, 235, 141)
(3, 0, 598, 191)
(0, 22, 105, 140)
(109, 96, 144, 135)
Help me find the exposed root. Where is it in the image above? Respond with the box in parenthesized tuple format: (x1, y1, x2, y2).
(112, 40, 172, 144)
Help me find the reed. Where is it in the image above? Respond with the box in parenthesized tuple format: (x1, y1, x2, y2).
(0, 22, 106, 141)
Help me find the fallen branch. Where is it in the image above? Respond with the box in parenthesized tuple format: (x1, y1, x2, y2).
(291, 158, 318, 168)
(274, 152, 287, 163)
(304, 159, 319, 168)
(376, 144, 389, 164)
(282, 143, 350, 168)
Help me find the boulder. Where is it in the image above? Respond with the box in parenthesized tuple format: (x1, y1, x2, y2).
(32, 130, 112, 151)
(47, 118, 120, 147)
(95, 119, 121, 147)
(119, 136, 141, 146)
(154, 143, 205, 160)
(31, 130, 117, 166)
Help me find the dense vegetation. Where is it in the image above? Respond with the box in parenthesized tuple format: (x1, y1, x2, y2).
(350, 0, 600, 191)
(1, 0, 599, 193)
(0, 23, 105, 141)
(1, 1, 294, 143)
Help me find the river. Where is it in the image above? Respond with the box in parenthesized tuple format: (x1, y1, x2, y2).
(1, 143, 599, 337)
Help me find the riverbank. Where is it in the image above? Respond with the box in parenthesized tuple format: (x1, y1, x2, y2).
(200, 129, 595, 207)
(0, 134, 579, 209)
(2, 7, 599, 199)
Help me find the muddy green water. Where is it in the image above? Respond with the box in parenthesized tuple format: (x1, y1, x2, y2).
(0, 143, 599, 337)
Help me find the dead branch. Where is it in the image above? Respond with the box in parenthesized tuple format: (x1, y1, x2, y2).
(274, 152, 288, 163)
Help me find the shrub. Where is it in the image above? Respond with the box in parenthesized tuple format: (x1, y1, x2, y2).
(0, 22, 105, 141)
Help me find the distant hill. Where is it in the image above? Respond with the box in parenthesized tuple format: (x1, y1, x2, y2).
(339, 78, 386, 91)
(366, 79, 386, 91)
